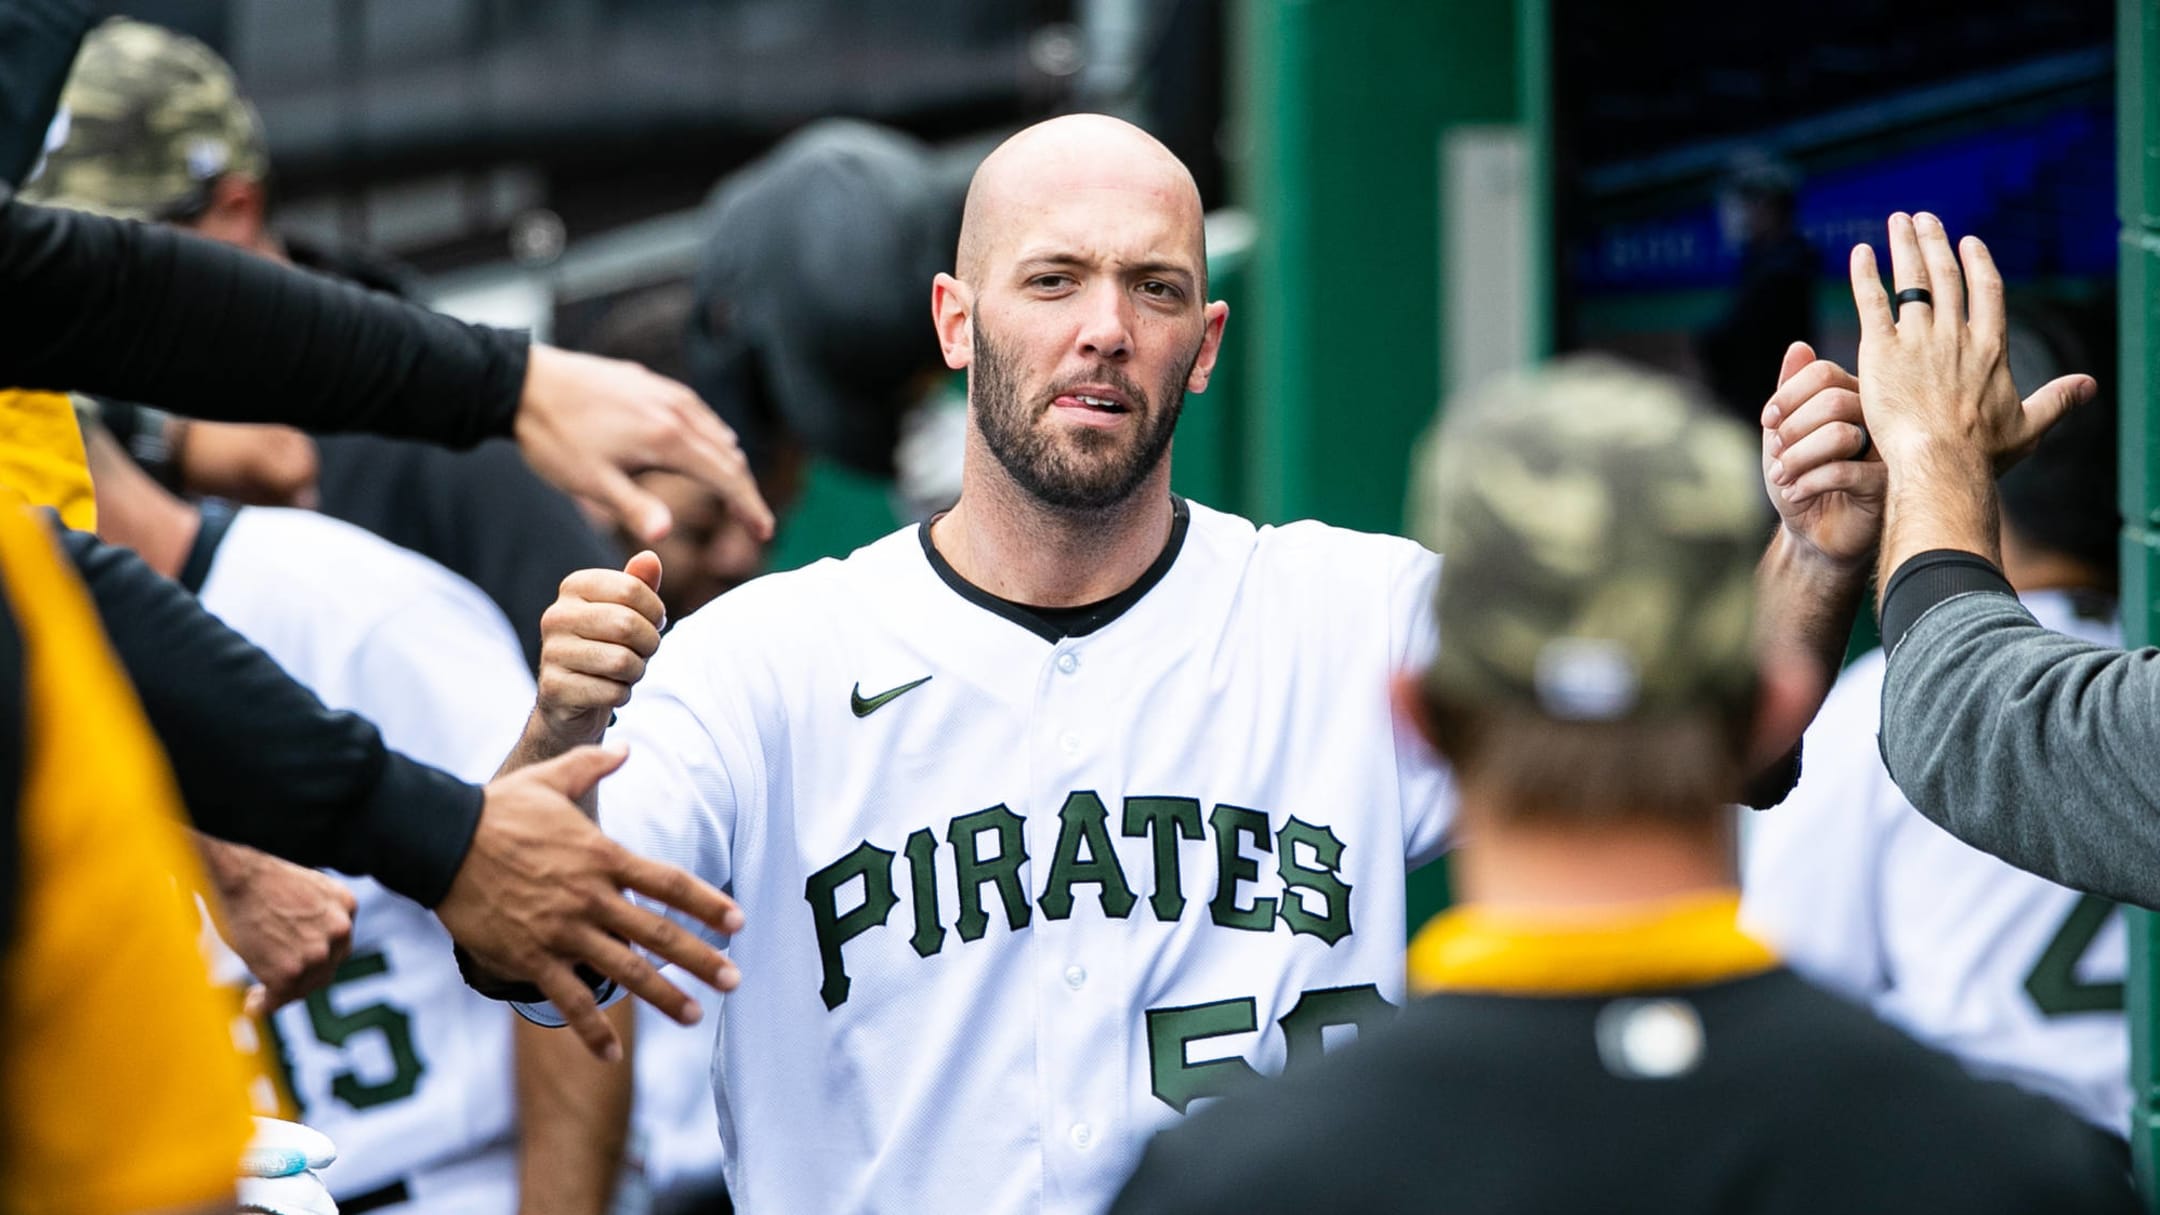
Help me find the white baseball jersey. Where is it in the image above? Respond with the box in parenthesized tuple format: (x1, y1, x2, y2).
(632, 990, 727, 1204)
(1742, 588, 2128, 1133)
(598, 498, 1454, 1213)
(198, 506, 537, 1212)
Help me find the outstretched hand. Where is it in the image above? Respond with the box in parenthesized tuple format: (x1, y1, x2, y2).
(1847, 212, 2095, 474)
(516, 345, 776, 545)
(437, 742, 744, 1062)
(1759, 340, 1884, 570)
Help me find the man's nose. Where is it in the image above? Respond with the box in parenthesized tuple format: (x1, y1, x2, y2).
(1075, 282, 1133, 361)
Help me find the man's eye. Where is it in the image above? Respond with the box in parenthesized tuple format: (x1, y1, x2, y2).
(1030, 274, 1072, 290)
(1138, 280, 1181, 300)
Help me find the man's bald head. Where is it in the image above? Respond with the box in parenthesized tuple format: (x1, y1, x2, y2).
(954, 114, 1206, 287)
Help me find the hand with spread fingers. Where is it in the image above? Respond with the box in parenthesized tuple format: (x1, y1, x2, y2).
(1759, 339, 1884, 570)
(438, 742, 745, 1063)
(1847, 211, 2097, 582)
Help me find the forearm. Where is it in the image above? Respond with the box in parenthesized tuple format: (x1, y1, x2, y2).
(514, 1003, 634, 1215)
(193, 832, 256, 901)
(1742, 526, 1869, 806)
(63, 527, 482, 904)
(499, 709, 608, 816)
(1880, 587, 2160, 907)
(1756, 525, 1870, 684)
(0, 195, 525, 443)
(1875, 440, 2000, 610)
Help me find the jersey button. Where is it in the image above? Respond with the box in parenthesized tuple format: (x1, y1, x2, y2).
(1064, 965, 1087, 989)
(1058, 731, 1080, 756)
(1070, 1122, 1094, 1149)
(1056, 652, 1079, 674)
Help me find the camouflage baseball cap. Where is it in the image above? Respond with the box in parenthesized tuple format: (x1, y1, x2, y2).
(21, 17, 267, 221)
(1410, 356, 1767, 721)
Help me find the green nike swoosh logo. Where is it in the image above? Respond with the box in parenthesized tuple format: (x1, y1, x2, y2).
(851, 675, 932, 718)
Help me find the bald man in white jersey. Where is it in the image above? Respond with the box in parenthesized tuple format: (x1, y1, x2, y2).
(495, 116, 1884, 1212)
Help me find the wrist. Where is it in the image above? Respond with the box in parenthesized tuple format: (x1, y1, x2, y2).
(197, 835, 259, 896)
(533, 704, 609, 751)
(1769, 519, 1870, 585)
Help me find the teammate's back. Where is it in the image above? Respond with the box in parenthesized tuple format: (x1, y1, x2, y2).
(1112, 965, 2133, 1214)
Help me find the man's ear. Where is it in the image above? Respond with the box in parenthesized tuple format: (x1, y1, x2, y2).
(1389, 671, 1441, 752)
(1744, 649, 1825, 776)
(192, 174, 269, 248)
(931, 273, 973, 370)
(1186, 299, 1230, 394)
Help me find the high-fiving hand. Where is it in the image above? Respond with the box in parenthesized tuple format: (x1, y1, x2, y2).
(439, 741, 744, 1062)
(1759, 340, 1883, 570)
(1848, 212, 2094, 475)
(1845, 211, 2099, 586)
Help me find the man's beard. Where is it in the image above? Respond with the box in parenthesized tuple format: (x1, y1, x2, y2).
(970, 318, 1197, 513)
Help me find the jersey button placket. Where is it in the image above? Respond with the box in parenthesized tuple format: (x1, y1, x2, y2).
(1037, 641, 1110, 1190)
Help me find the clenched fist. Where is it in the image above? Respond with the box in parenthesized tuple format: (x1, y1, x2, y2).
(535, 551, 666, 748)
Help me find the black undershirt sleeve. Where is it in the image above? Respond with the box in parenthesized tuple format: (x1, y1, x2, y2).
(0, 191, 525, 445)
(58, 527, 483, 907)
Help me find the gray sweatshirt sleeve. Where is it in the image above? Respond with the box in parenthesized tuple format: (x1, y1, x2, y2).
(1881, 590, 2160, 908)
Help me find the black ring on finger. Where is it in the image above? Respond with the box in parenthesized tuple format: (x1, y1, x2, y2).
(1853, 427, 1872, 460)
(1893, 287, 1933, 311)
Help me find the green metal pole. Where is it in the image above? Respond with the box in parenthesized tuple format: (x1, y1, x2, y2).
(1519, 0, 1553, 361)
(1232, 0, 1521, 531)
(1232, 0, 1527, 933)
(2119, 0, 2160, 1204)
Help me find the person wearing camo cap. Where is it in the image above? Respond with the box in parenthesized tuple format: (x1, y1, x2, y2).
(27, 16, 625, 675)
(25, 16, 269, 230)
(1111, 356, 2137, 1215)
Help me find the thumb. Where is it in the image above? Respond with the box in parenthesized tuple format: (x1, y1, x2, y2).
(593, 465, 673, 546)
(2020, 374, 2097, 446)
(1776, 340, 1816, 388)
(530, 742, 631, 802)
(625, 549, 664, 596)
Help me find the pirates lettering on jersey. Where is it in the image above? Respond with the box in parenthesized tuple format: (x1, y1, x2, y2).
(805, 790, 1355, 1010)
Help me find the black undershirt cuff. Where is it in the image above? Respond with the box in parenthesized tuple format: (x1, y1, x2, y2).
(1879, 549, 2015, 657)
(177, 499, 237, 594)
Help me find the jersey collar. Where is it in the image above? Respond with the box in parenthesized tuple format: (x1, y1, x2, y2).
(916, 495, 1190, 643)
(1408, 890, 1779, 997)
